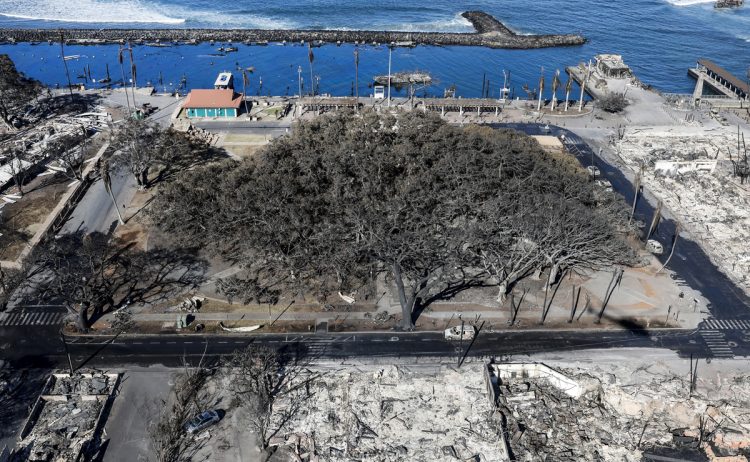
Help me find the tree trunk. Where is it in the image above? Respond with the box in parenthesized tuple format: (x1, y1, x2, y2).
(139, 166, 149, 188)
(496, 281, 508, 303)
(77, 303, 91, 331)
(546, 263, 560, 289)
(392, 263, 415, 330)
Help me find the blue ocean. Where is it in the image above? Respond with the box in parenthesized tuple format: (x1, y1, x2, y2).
(0, 0, 748, 98)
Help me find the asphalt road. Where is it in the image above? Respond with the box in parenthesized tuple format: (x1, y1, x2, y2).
(61, 172, 137, 235)
(2, 323, 749, 370)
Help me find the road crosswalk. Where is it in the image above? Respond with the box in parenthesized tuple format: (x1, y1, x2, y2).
(701, 319, 750, 330)
(700, 330, 734, 358)
(0, 311, 65, 327)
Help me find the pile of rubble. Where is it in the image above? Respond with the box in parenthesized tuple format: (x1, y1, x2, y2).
(269, 365, 506, 462)
(13, 372, 119, 462)
(615, 127, 750, 291)
(492, 361, 750, 461)
(50, 371, 115, 395)
(1, 110, 109, 192)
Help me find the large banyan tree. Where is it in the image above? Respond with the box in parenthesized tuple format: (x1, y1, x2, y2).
(151, 111, 634, 329)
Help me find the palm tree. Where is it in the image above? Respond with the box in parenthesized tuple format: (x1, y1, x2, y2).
(117, 45, 132, 115)
(551, 69, 560, 111)
(242, 67, 254, 116)
(307, 43, 315, 97)
(564, 75, 573, 111)
(59, 31, 74, 100)
(101, 160, 124, 225)
(127, 44, 138, 110)
(537, 71, 545, 111)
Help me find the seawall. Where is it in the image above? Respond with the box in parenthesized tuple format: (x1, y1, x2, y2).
(0, 11, 586, 49)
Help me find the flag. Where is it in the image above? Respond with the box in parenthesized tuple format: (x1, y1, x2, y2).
(308, 43, 314, 65)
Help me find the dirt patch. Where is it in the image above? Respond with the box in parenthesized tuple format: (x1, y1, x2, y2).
(197, 298, 377, 314)
(0, 175, 70, 260)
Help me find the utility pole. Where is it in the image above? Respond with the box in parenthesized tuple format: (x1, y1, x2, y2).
(387, 45, 392, 107)
(354, 47, 359, 111)
(629, 166, 643, 224)
(657, 222, 681, 274)
(60, 333, 74, 375)
(59, 31, 74, 101)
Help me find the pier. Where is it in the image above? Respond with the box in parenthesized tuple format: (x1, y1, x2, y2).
(689, 59, 749, 102)
(0, 11, 586, 49)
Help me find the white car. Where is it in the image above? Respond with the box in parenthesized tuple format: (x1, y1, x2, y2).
(184, 410, 221, 434)
(646, 239, 664, 255)
(586, 165, 601, 178)
(444, 325, 476, 341)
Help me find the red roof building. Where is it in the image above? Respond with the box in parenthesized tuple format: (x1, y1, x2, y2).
(183, 89, 243, 118)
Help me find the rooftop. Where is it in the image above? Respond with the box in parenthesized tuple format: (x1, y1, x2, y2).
(183, 89, 243, 109)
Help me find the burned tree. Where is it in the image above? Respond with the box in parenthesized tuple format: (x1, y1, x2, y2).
(0, 54, 41, 129)
(29, 231, 206, 331)
(109, 118, 214, 189)
(45, 126, 90, 181)
(221, 345, 317, 459)
(149, 363, 211, 462)
(151, 111, 633, 330)
(0, 144, 30, 195)
(598, 92, 629, 113)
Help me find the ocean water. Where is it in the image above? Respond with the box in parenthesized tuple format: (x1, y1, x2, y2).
(0, 0, 748, 98)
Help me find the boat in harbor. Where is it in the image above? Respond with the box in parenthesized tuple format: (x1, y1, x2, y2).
(373, 71, 432, 86)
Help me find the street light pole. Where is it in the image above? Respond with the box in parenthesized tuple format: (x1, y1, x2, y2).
(387, 45, 392, 107)
(298, 65, 303, 97)
(354, 47, 360, 111)
(60, 333, 74, 375)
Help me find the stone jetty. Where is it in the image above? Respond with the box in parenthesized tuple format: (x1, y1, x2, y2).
(0, 11, 585, 49)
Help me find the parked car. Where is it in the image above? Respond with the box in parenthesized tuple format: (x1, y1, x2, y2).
(646, 239, 664, 255)
(184, 410, 221, 434)
(444, 325, 476, 341)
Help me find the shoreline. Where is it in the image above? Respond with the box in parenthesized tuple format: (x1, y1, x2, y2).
(0, 11, 586, 49)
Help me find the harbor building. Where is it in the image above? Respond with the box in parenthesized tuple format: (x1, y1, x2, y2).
(182, 89, 243, 118)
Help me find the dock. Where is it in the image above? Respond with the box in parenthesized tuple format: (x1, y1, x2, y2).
(688, 59, 749, 102)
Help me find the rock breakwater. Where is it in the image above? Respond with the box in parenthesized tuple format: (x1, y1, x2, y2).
(0, 11, 585, 49)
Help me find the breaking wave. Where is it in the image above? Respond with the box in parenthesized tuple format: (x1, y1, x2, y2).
(383, 14, 474, 32)
(664, 0, 714, 6)
(0, 0, 185, 24)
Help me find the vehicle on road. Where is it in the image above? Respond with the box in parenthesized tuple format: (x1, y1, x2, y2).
(184, 410, 221, 434)
(646, 239, 664, 255)
(444, 325, 476, 340)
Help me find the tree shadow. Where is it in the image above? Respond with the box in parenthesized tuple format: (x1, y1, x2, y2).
(411, 279, 492, 327)
(0, 362, 53, 441)
(599, 312, 651, 337)
(28, 230, 209, 330)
